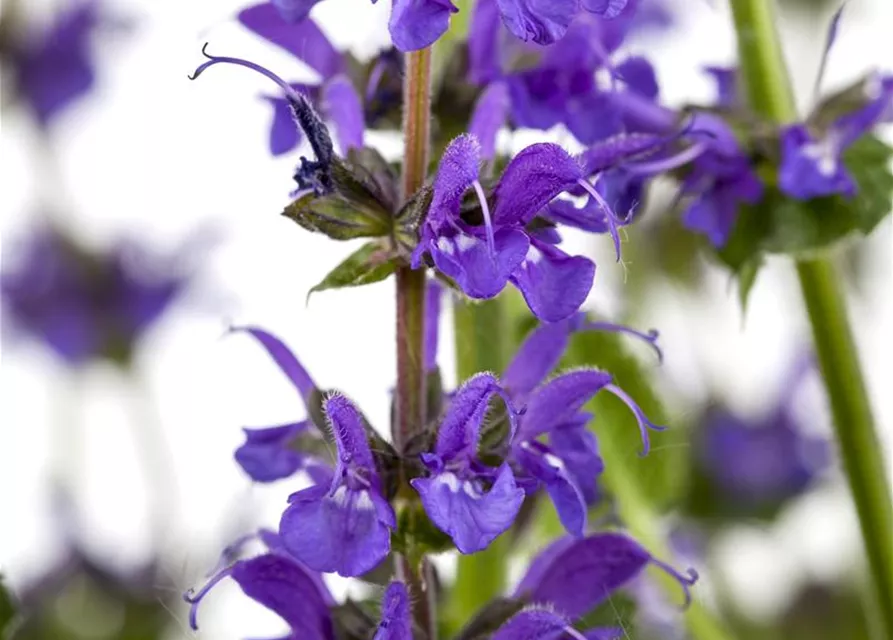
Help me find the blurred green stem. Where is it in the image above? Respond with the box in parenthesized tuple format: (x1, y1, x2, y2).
(729, 1, 893, 637)
(448, 297, 513, 633)
(601, 432, 736, 640)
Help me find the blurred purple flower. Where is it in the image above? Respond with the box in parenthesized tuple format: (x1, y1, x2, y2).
(696, 356, 830, 506)
(779, 73, 893, 200)
(9, 1, 102, 125)
(1, 225, 197, 367)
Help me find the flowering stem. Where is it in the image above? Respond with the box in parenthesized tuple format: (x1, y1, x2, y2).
(729, 1, 893, 636)
(397, 46, 435, 639)
(448, 296, 513, 633)
(395, 47, 432, 453)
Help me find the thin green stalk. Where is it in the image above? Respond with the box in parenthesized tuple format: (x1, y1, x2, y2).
(447, 297, 513, 633)
(397, 46, 436, 639)
(729, 1, 893, 636)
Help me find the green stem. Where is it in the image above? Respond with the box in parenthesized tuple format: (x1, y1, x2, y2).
(447, 297, 513, 633)
(397, 47, 435, 638)
(729, 1, 893, 636)
(796, 258, 893, 637)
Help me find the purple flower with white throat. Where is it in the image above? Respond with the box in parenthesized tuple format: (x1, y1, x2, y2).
(779, 72, 893, 200)
(410, 373, 525, 553)
(280, 392, 396, 577)
(238, 3, 364, 156)
(415, 133, 676, 321)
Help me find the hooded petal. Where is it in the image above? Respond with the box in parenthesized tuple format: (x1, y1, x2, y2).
(510, 241, 595, 323)
(496, 0, 579, 45)
(231, 326, 317, 404)
(238, 4, 342, 79)
(470, 81, 511, 160)
(426, 135, 482, 232)
(373, 582, 412, 640)
(230, 554, 334, 640)
(389, 0, 458, 52)
(514, 533, 651, 618)
(492, 608, 577, 640)
(520, 370, 611, 440)
(778, 124, 855, 200)
(326, 393, 377, 471)
(434, 372, 507, 461)
(322, 75, 365, 153)
(234, 421, 312, 482)
(502, 316, 581, 399)
(411, 463, 524, 553)
(431, 228, 529, 299)
(493, 144, 584, 225)
(280, 485, 393, 576)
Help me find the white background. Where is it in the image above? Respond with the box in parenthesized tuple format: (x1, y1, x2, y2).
(1, 0, 891, 637)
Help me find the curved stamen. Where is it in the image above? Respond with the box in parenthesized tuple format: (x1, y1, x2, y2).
(576, 178, 622, 262)
(365, 57, 388, 103)
(183, 566, 234, 630)
(583, 321, 663, 362)
(623, 141, 707, 176)
(471, 179, 497, 258)
(189, 43, 299, 101)
(650, 557, 700, 609)
(205, 532, 256, 577)
(603, 383, 667, 456)
(562, 625, 589, 640)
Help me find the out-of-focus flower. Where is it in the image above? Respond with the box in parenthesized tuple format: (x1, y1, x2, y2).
(1, 225, 198, 367)
(694, 356, 830, 509)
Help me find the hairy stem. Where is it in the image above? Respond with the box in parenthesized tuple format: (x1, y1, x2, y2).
(729, 1, 893, 636)
(396, 46, 435, 639)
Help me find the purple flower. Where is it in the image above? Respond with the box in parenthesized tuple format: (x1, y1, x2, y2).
(411, 373, 525, 553)
(238, 4, 364, 157)
(280, 393, 396, 576)
(703, 65, 739, 110)
(468, 6, 652, 147)
(9, 1, 102, 125)
(1, 225, 195, 366)
(185, 532, 410, 639)
(779, 73, 892, 200)
(492, 608, 622, 640)
(697, 357, 830, 507)
(415, 133, 678, 321)
(228, 326, 331, 483)
(502, 315, 663, 534)
(514, 533, 699, 618)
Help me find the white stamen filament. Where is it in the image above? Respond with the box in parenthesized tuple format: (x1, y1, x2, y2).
(472, 178, 497, 258)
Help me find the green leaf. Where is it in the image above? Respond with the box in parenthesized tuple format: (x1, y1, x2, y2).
(563, 327, 689, 510)
(719, 135, 893, 270)
(308, 242, 398, 299)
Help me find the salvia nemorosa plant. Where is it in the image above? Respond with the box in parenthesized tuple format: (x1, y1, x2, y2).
(169, 0, 893, 638)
